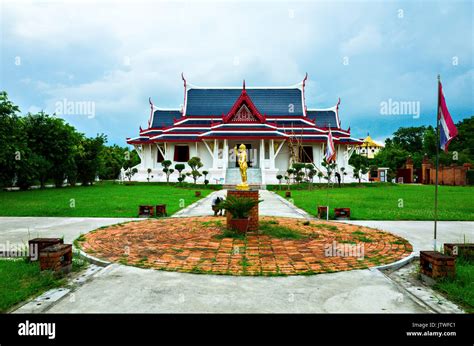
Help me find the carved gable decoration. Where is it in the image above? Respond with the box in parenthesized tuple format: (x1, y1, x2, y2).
(223, 89, 265, 124)
(231, 104, 259, 122)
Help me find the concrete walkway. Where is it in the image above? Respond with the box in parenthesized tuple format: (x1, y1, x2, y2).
(341, 220, 473, 254)
(2, 191, 471, 314)
(173, 189, 312, 219)
(38, 264, 427, 313)
(0, 217, 138, 246)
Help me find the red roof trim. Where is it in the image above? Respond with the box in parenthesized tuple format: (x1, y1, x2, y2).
(222, 88, 265, 124)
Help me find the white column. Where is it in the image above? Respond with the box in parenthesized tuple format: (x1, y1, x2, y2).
(212, 139, 218, 169)
(259, 139, 265, 169)
(270, 139, 275, 169)
(223, 139, 229, 169)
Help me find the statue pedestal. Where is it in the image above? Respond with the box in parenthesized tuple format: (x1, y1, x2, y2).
(226, 190, 259, 232)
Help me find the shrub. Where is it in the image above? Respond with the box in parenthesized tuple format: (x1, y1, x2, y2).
(218, 195, 261, 219)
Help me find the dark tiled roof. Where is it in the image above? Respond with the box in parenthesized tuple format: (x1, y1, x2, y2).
(202, 132, 287, 138)
(154, 135, 199, 141)
(177, 119, 217, 125)
(185, 88, 304, 116)
(307, 110, 338, 128)
(163, 128, 208, 133)
(151, 110, 182, 128)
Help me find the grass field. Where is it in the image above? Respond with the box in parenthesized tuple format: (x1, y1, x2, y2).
(276, 184, 474, 220)
(0, 259, 64, 312)
(0, 182, 212, 217)
(434, 256, 474, 313)
(0, 254, 88, 312)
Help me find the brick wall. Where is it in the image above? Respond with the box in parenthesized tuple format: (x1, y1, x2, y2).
(226, 190, 259, 231)
(425, 163, 471, 186)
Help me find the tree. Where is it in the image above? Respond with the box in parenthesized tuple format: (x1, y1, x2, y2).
(291, 163, 305, 182)
(0, 92, 25, 187)
(317, 171, 324, 183)
(340, 167, 346, 184)
(187, 156, 203, 184)
(445, 116, 474, 165)
(75, 134, 106, 186)
(125, 167, 138, 181)
(307, 167, 316, 190)
(276, 174, 283, 189)
(286, 168, 295, 184)
(99, 145, 138, 181)
(146, 168, 153, 182)
(391, 126, 426, 153)
(175, 163, 185, 175)
(161, 160, 173, 184)
(349, 154, 370, 183)
(202, 170, 209, 181)
(21, 111, 81, 188)
(15, 152, 41, 190)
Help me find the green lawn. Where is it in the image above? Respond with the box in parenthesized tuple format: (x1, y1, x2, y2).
(0, 259, 64, 312)
(276, 184, 474, 220)
(434, 256, 474, 313)
(0, 182, 212, 217)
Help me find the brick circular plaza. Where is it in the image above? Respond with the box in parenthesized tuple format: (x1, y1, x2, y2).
(79, 216, 413, 276)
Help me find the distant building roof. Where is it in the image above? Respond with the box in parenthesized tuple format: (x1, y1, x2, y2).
(360, 135, 384, 147)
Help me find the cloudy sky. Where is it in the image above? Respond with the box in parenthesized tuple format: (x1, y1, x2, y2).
(1, 0, 472, 145)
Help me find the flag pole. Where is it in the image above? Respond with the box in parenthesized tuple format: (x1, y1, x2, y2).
(326, 125, 331, 221)
(434, 74, 441, 251)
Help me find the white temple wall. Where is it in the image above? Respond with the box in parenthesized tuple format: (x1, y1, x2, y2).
(130, 142, 366, 184)
(274, 143, 290, 175)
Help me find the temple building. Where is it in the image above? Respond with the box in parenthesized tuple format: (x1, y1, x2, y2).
(356, 135, 384, 159)
(126, 75, 363, 185)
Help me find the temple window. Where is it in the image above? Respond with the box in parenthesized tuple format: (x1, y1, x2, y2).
(157, 148, 164, 162)
(300, 146, 314, 163)
(174, 145, 190, 162)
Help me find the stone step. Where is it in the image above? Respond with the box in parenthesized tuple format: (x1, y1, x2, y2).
(225, 168, 262, 185)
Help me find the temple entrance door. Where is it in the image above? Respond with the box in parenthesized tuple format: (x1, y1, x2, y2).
(232, 143, 257, 168)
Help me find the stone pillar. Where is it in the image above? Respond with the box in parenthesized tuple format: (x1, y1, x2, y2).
(421, 155, 432, 184)
(405, 157, 414, 183)
(226, 190, 259, 231)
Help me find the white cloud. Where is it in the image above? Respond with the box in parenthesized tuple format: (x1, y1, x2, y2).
(340, 26, 382, 56)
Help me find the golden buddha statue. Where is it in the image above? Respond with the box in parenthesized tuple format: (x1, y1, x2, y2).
(234, 144, 249, 190)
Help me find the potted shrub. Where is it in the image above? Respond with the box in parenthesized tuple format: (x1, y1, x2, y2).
(218, 196, 261, 234)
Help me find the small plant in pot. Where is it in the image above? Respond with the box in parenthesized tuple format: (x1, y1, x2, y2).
(218, 195, 261, 234)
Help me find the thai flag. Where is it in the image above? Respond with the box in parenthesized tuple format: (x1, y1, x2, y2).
(438, 81, 458, 152)
(325, 127, 336, 162)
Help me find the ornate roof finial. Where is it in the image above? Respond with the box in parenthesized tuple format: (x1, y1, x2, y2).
(148, 97, 154, 128)
(243, 79, 246, 90)
(303, 72, 308, 87)
(181, 72, 187, 88)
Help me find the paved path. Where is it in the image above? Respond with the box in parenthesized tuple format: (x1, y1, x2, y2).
(0, 217, 138, 246)
(2, 191, 471, 314)
(341, 220, 473, 254)
(173, 189, 311, 218)
(40, 264, 427, 313)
